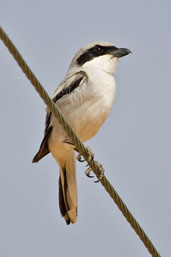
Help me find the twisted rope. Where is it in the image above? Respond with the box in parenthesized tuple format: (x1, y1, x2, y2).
(0, 26, 161, 257)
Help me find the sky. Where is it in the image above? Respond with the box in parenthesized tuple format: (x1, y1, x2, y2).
(0, 0, 171, 256)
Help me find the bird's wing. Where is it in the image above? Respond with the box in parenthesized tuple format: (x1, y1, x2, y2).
(32, 71, 88, 163)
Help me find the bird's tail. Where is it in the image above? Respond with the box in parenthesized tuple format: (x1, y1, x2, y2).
(58, 150, 77, 224)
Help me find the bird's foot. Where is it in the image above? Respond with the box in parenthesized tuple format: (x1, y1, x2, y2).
(76, 145, 94, 163)
(85, 161, 105, 182)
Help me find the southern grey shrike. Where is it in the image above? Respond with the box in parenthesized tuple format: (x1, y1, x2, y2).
(32, 42, 131, 225)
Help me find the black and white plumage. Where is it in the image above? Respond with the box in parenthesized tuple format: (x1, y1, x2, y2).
(32, 42, 131, 224)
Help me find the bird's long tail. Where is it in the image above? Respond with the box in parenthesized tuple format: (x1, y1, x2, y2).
(58, 150, 77, 224)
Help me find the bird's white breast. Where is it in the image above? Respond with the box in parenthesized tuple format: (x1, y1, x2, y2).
(64, 68, 116, 142)
(50, 68, 116, 144)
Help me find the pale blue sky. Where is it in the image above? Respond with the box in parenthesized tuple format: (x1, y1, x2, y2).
(0, 0, 171, 256)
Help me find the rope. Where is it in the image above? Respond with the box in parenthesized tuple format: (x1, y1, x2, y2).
(0, 26, 161, 257)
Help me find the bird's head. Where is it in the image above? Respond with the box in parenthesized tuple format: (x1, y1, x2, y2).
(68, 42, 131, 74)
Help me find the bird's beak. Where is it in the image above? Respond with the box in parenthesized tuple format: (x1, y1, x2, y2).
(112, 48, 131, 58)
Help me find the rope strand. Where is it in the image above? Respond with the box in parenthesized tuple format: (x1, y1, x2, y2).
(0, 26, 161, 257)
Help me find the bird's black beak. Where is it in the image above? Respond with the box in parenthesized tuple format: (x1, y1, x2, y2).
(112, 48, 131, 58)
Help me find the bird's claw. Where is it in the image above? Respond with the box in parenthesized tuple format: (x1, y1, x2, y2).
(85, 167, 94, 178)
(76, 145, 94, 163)
(77, 153, 85, 162)
(85, 161, 105, 182)
(76, 146, 104, 182)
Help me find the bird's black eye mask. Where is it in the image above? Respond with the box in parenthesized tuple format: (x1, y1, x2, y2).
(77, 45, 118, 66)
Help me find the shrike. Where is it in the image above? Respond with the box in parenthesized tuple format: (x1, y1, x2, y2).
(32, 42, 131, 224)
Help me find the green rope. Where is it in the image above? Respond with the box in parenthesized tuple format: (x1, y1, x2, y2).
(0, 26, 161, 257)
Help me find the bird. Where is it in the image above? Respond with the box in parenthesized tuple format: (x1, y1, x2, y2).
(32, 41, 131, 225)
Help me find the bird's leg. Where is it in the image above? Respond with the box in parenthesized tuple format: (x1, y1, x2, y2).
(64, 138, 84, 159)
(64, 138, 93, 161)
(63, 138, 74, 146)
(63, 138, 86, 162)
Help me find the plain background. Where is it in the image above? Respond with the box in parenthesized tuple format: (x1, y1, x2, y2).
(0, 0, 170, 256)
